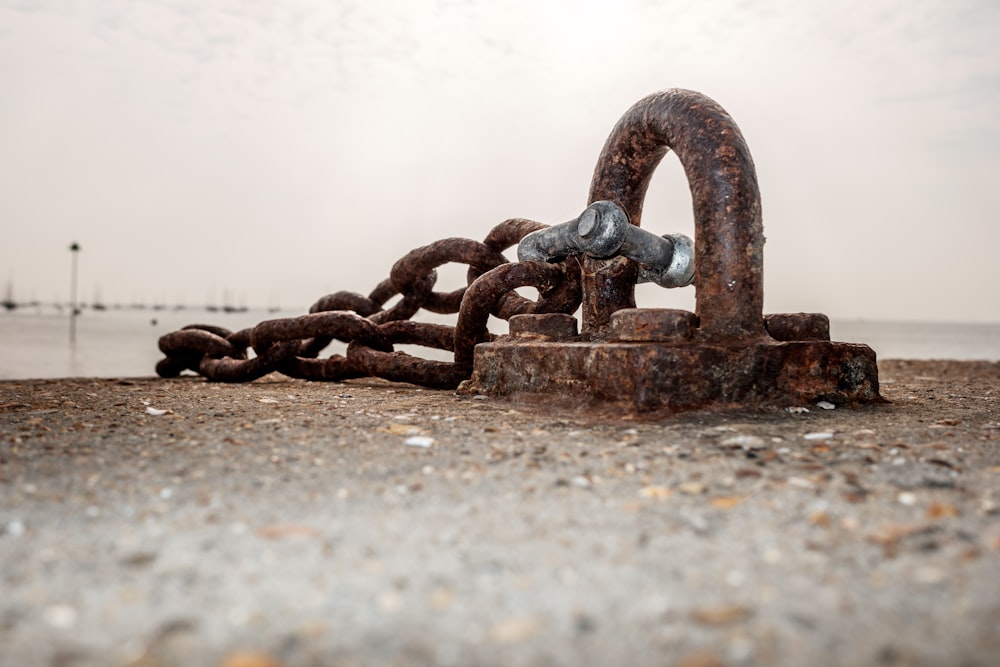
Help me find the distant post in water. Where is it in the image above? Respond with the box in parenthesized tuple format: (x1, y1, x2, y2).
(69, 242, 80, 343)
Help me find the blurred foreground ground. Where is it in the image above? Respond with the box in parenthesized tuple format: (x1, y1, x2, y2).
(1, 360, 998, 667)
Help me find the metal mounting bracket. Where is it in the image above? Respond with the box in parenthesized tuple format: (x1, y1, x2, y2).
(462, 89, 882, 414)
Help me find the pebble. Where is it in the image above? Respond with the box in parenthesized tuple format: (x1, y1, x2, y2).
(710, 496, 744, 509)
(430, 586, 455, 611)
(5, 519, 25, 537)
(803, 432, 834, 441)
(720, 434, 766, 449)
(689, 603, 752, 626)
(724, 570, 746, 587)
(815, 401, 836, 410)
(405, 436, 434, 448)
(145, 406, 168, 416)
(43, 604, 77, 629)
(809, 511, 831, 526)
(762, 547, 783, 564)
(220, 651, 284, 667)
(675, 650, 727, 667)
(489, 616, 543, 643)
(383, 423, 422, 436)
(227, 607, 252, 626)
(377, 590, 402, 612)
(257, 524, 320, 539)
(683, 512, 712, 533)
(914, 566, 946, 584)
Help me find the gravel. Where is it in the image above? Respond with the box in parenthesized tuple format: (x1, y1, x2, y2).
(1, 359, 998, 667)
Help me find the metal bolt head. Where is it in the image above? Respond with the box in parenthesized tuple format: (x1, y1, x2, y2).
(509, 313, 579, 341)
(764, 313, 830, 342)
(610, 308, 698, 343)
(578, 201, 628, 258)
(578, 208, 599, 238)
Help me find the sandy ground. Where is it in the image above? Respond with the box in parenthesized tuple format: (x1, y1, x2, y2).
(1, 359, 998, 667)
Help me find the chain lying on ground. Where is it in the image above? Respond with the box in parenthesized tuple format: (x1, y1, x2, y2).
(156, 218, 581, 389)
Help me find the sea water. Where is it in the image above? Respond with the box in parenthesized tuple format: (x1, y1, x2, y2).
(0, 308, 271, 380)
(1, 308, 999, 380)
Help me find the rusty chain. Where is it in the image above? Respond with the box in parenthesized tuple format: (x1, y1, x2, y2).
(156, 218, 582, 389)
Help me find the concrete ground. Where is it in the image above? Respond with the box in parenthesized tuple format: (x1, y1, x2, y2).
(1, 359, 998, 667)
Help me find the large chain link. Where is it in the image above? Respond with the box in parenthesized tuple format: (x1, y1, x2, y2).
(155, 218, 581, 389)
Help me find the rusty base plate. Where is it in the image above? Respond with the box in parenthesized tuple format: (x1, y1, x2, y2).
(464, 338, 882, 414)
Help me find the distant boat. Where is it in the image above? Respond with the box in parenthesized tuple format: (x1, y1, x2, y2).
(92, 288, 107, 311)
(2, 282, 16, 311)
(220, 289, 247, 313)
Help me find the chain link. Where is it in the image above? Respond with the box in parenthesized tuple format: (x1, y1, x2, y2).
(156, 219, 581, 389)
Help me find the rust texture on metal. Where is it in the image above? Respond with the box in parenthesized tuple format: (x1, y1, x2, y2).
(609, 308, 699, 343)
(156, 87, 881, 414)
(469, 339, 880, 413)
(509, 313, 579, 341)
(453, 260, 580, 370)
(156, 220, 582, 390)
(764, 312, 831, 342)
(586, 89, 763, 340)
(464, 88, 881, 412)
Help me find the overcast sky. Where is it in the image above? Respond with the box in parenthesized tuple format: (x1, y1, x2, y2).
(2, 0, 998, 323)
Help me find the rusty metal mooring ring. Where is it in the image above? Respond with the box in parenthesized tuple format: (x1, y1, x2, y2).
(584, 88, 763, 340)
(465, 88, 882, 411)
